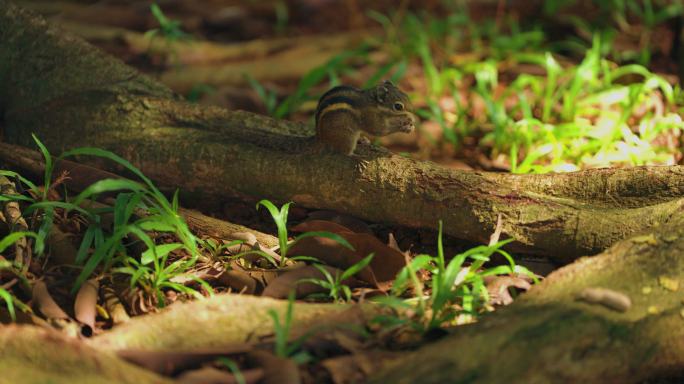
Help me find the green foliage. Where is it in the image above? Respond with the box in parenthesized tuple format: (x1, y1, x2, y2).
(0, 250, 32, 321)
(0, 231, 37, 254)
(248, 46, 373, 118)
(1, 136, 205, 307)
(217, 357, 246, 384)
(550, 0, 683, 65)
(256, 199, 353, 267)
(374, 221, 534, 333)
(409, 27, 682, 172)
(267, 292, 312, 363)
(256, 200, 292, 264)
(146, 3, 191, 42)
(245, 74, 279, 117)
(143, 3, 192, 66)
(300, 253, 374, 302)
(274, 1, 289, 36)
(198, 238, 244, 261)
(57, 147, 200, 296)
(494, 35, 683, 173)
(347, 4, 684, 172)
(186, 84, 214, 103)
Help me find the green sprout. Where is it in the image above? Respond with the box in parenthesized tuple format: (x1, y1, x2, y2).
(300, 253, 374, 302)
(375, 221, 534, 333)
(256, 199, 353, 267)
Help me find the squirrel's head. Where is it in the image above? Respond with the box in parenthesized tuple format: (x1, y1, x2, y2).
(369, 80, 415, 133)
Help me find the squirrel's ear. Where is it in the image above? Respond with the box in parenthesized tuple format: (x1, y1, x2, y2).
(382, 80, 394, 87)
(375, 83, 390, 102)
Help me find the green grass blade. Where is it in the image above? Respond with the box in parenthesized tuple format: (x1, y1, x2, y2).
(72, 179, 145, 206)
(340, 253, 374, 281)
(31, 134, 53, 200)
(0, 170, 38, 192)
(0, 288, 16, 321)
(141, 243, 183, 265)
(75, 225, 96, 265)
(0, 232, 37, 253)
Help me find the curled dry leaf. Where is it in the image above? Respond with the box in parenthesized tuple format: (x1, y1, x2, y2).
(301, 328, 366, 360)
(485, 275, 531, 306)
(229, 231, 258, 246)
(225, 231, 258, 255)
(247, 350, 301, 384)
(387, 233, 403, 254)
(262, 265, 360, 299)
(218, 268, 258, 294)
(118, 346, 253, 376)
(238, 242, 282, 265)
(74, 278, 99, 335)
(32, 280, 69, 320)
(321, 351, 403, 384)
(176, 366, 264, 384)
(228, 260, 283, 292)
(32, 280, 81, 336)
(307, 211, 373, 234)
(254, 242, 282, 264)
(290, 220, 405, 284)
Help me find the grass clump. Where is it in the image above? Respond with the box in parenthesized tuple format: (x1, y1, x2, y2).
(374, 221, 534, 333)
(1, 135, 205, 309)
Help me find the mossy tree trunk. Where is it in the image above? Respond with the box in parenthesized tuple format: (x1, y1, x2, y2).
(371, 212, 684, 383)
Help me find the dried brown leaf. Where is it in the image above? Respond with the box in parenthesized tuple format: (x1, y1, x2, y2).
(177, 366, 264, 384)
(262, 265, 359, 299)
(217, 269, 258, 294)
(321, 351, 402, 384)
(485, 275, 532, 306)
(291, 220, 354, 235)
(32, 280, 69, 320)
(74, 278, 99, 334)
(305, 212, 372, 234)
(288, 225, 405, 284)
(247, 350, 300, 384)
(118, 346, 253, 375)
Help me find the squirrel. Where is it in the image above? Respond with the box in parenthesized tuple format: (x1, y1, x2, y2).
(314, 80, 416, 155)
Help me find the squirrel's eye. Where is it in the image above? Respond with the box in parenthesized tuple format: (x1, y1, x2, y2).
(393, 102, 404, 111)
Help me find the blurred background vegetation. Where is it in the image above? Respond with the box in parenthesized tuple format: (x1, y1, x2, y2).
(22, 0, 684, 173)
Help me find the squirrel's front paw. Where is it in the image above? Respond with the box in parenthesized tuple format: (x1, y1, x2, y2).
(357, 136, 372, 145)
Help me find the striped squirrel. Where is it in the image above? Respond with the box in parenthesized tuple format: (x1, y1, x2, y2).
(314, 80, 415, 155)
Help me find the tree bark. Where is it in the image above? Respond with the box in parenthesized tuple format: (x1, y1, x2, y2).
(370, 212, 684, 383)
(0, 325, 173, 384)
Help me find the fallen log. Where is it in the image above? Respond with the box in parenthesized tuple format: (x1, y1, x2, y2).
(370, 213, 684, 383)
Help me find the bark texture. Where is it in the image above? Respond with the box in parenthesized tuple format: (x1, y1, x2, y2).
(370, 215, 684, 383)
(90, 294, 360, 351)
(0, 325, 172, 384)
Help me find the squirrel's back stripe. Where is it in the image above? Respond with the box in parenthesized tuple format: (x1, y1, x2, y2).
(316, 102, 361, 123)
(315, 86, 362, 123)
